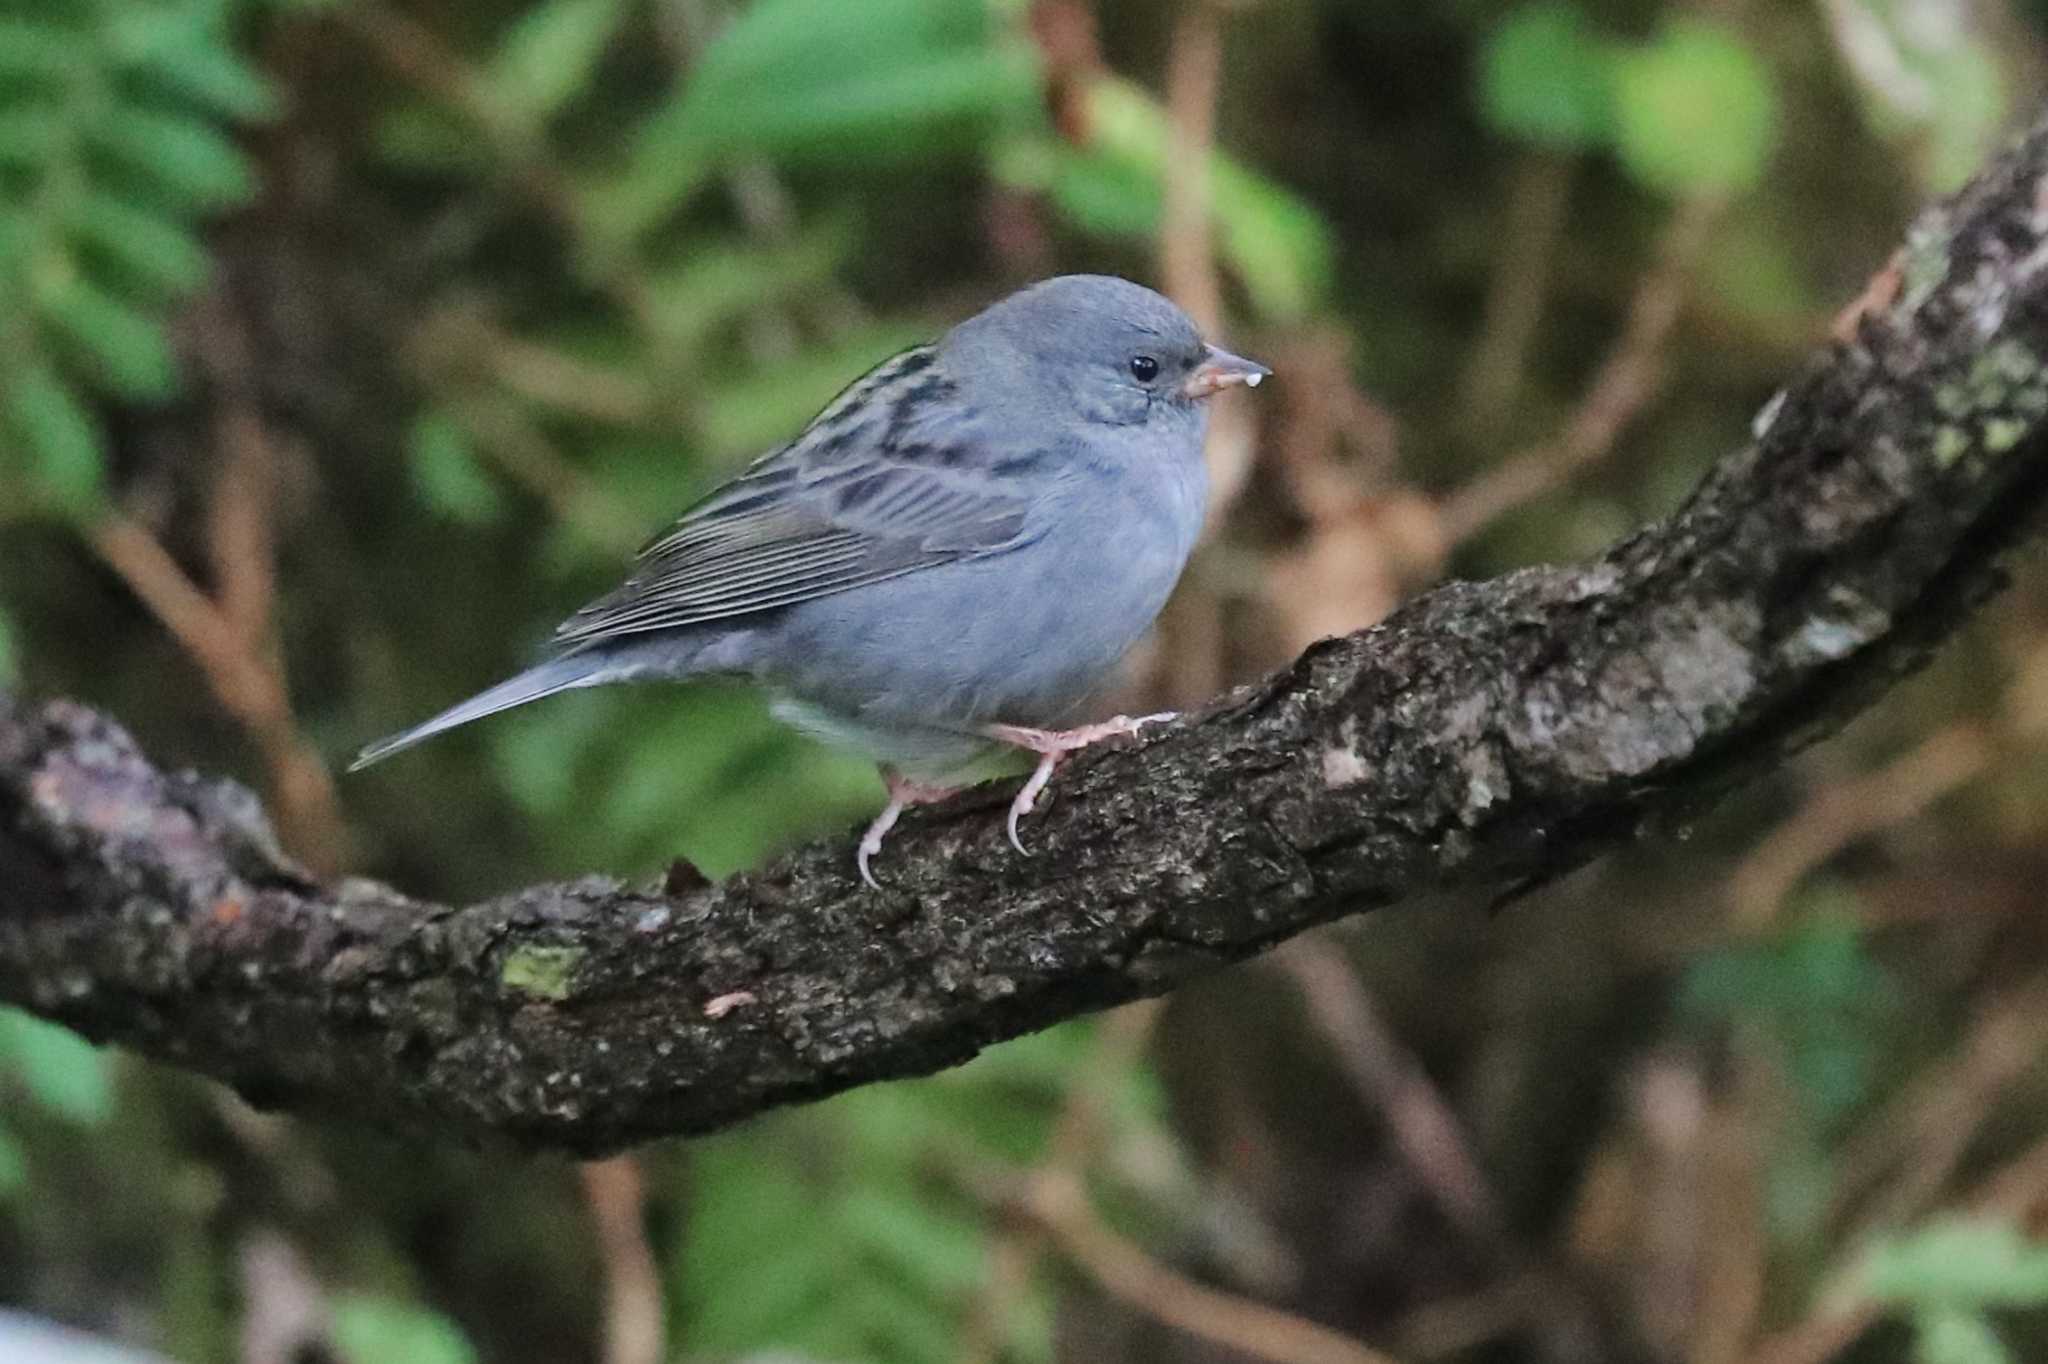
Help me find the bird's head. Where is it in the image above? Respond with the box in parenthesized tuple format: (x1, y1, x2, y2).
(940, 275, 1269, 430)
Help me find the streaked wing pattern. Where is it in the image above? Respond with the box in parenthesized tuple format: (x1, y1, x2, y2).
(553, 346, 1037, 645)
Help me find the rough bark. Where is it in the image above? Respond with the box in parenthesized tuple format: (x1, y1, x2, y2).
(9, 115, 2048, 1155)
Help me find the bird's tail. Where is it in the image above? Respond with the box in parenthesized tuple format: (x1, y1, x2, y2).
(349, 654, 609, 771)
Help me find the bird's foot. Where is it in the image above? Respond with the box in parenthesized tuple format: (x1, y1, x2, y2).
(984, 712, 1179, 854)
(858, 766, 961, 890)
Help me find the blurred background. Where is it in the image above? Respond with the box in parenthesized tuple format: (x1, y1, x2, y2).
(5, 0, 2048, 1361)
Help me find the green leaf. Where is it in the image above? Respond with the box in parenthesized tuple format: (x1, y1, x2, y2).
(1612, 21, 1778, 195)
(331, 1296, 476, 1364)
(691, 0, 988, 99)
(90, 106, 256, 211)
(0, 104, 64, 171)
(1915, 1305, 2016, 1364)
(599, 0, 1037, 242)
(677, 1140, 838, 1354)
(1019, 81, 1334, 321)
(486, 0, 628, 123)
(1478, 3, 1614, 149)
(698, 322, 930, 456)
(42, 272, 180, 400)
(681, 46, 1038, 160)
(0, 17, 79, 86)
(839, 1186, 985, 1295)
(1822, 3, 2010, 193)
(0, 1008, 113, 1125)
(407, 412, 506, 525)
(67, 191, 211, 298)
(109, 11, 280, 122)
(0, 606, 17, 687)
(4, 360, 106, 516)
(0, 1125, 24, 1199)
(1920, 41, 2006, 193)
(371, 103, 492, 174)
(1866, 1218, 2048, 1310)
(638, 221, 854, 354)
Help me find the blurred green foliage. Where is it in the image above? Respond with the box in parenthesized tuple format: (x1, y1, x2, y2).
(2, 1, 2048, 1362)
(0, 0, 274, 521)
(332, 1295, 479, 1364)
(1867, 1219, 2048, 1364)
(0, 1008, 113, 1212)
(1478, 3, 1780, 194)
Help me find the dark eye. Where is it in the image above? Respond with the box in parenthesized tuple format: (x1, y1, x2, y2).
(1128, 354, 1160, 382)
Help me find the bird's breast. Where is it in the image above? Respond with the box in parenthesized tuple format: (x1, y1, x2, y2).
(760, 452, 1206, 731)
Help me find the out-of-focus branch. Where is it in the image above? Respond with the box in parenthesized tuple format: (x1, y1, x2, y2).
(336, 3, 661, 334)
(1727, 722, 1993, 926)
(6, 108, 2048, 1152)
(580, 1156, 664, 1364)
(1018, 1170, 1402, 1364)
(956, 1002, 1160, 1364)
(1159, 1, 1224, 337)
(1273, 939, 1506, 1248)
(87, 510, 346, 876)
(1437, 194, 1725, 544)
(1159, 0, 1261, 521)
(1744, 1098, 2048, 1364)
(1456, 153, 1578, 440)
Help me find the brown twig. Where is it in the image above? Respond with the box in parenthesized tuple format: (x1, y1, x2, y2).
(1456, 153, 1578, 440)
(580, 1156, 665, 1364)
(1272, 938, 1507, 1248)
(1742, 1121, 2048, 1364)
(450, 398, 648, 556)
(1150, 0, 1261, 714)
(239, 1228, 336, 1364)
(337, 3, 661, 335)
(1021, 1169, 1405, 1364)
(1436, 193, 1726, 545)
(1827, 985, 2048, 1250)
(1277, 937, 1622, 1361)
(955, 1001, 1161, 1364)
(88, 511, 346, 874)
(1727, 722, 1994, 927)
(1158, 0, 1261, 522)
(1159, 1, 1224, 338)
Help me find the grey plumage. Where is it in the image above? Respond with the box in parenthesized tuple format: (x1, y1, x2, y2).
(352, 275, 1267, 871)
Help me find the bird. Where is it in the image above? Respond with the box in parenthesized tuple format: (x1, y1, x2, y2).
(351, 274, 1269, 886)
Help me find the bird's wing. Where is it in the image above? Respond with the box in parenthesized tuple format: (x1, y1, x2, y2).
(553, 346, 1042, 645)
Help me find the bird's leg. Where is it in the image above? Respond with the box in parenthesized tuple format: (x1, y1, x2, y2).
(983, 712, 1179, 854)
(858, 764, 960, 889)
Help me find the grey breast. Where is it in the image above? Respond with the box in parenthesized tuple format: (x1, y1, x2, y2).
(757, 434, 1208, 730)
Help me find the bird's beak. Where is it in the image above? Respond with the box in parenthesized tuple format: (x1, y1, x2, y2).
(1183, 344, 1272, 400)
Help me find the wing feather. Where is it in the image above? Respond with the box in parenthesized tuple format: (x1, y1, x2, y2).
(554, 346, 1042, 645)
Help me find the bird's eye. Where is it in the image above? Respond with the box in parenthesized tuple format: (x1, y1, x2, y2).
(1129, 354, 1160, 382)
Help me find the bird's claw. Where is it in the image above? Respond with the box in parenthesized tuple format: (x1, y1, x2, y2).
(857, 806, 901, 890)
(1005, 751, 1061, 855)
(856, 767, 958, 889)
(988, 711, 1181, 855)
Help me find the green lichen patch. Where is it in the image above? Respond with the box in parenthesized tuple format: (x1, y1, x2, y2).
(1985, 416, 2030, 453)
(1927, 340, 2048, 466)
(500, 945, 584, 1001)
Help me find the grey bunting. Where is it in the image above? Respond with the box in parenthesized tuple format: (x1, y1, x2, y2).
(352, 274, 1270, 885)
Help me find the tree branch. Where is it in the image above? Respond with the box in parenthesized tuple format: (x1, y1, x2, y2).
(10, 112, 2048, 1156)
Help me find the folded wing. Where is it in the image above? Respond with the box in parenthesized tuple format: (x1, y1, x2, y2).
(553, 347, 1040, 647)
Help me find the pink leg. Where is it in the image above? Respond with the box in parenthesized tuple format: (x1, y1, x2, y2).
(859, 765, 960, 889)
(984, 712, 1179, 854)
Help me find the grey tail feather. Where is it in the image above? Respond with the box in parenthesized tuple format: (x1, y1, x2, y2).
(348, 655, 604, 772)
